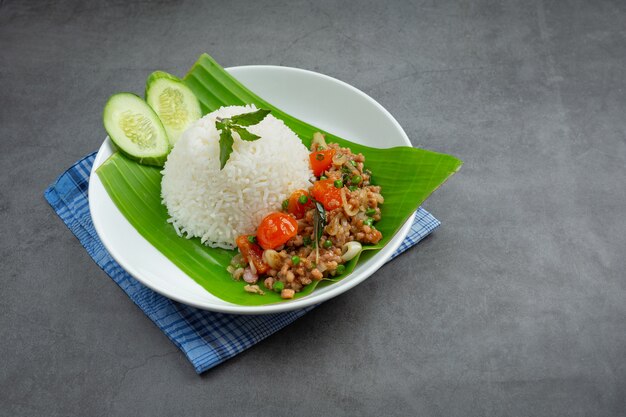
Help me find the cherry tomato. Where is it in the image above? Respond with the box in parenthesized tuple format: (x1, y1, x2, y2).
(257, 212, 298, 250)
(236, 235, 269, 274)
(287, 189, 314, 219)
(311, 179, 342, 211)
(309, 149, 336, 177)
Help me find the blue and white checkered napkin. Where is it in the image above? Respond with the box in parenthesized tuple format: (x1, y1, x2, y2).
(44, 152, 440, 373)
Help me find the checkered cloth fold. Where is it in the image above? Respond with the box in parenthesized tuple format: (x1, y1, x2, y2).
(44, 152, 440, 373)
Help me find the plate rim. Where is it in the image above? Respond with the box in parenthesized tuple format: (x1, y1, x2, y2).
(89, 64, 416, 314)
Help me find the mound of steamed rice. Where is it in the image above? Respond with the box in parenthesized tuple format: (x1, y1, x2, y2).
(161, 105, 312, 249)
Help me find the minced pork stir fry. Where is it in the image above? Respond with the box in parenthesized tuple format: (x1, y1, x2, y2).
(227, 132, 384, 299)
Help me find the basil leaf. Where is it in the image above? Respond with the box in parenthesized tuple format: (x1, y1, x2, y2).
(218, 128, 234, 170)
(314, 201, 326, 241)
(229, 109, 271, 126)
(215, 120, 228, 131)
(231, 125, 261, 141)
(315, 201, 326, 225)
(214, 110, 269, 168)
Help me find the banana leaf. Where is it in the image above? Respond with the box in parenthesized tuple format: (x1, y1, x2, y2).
(96, 54, 462, 306)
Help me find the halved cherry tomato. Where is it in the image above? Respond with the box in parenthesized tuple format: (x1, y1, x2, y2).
(311, 179, 342, 211)
(287, 189, 314, 219)
(236, 235, 269, 274)
(257, 212, 298, 250)
(309, 149, 336, 177)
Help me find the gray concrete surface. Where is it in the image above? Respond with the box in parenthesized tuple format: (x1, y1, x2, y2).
(2, 0, 625, 416)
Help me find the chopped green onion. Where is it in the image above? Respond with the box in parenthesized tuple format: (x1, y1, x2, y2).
(348, 185, 358, 192)
(303, 236, 312, 246)
(247, 235, 257, 243)
(350, 160, 357, 166)
(320, 175, 328, 180)
(291, 255, 301, 265)
(315, 153, 324, 161)
(350, 175, 362, 184)
(298, 194, 309, 204)
(335, 264, 346, 275)
(273, 281, 284, 292)
(234, 263, 244, 269)
(334, 180, 343, 188)
(364, 218, 374, 226)
(318, 146, 325, 150)
(365, 208, 376, 216)
(282, 199, 289, 210)
(323, 239, 332, 249)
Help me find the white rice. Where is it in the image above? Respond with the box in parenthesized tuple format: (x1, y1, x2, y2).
(161, 105, 312, 249)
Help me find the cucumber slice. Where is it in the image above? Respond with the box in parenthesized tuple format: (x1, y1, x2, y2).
(103, 93, 170, 167)
(145, 71, 201, 146)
